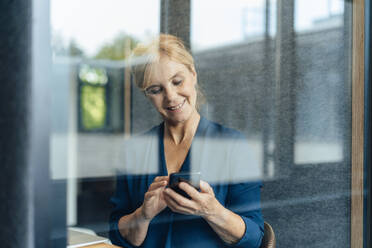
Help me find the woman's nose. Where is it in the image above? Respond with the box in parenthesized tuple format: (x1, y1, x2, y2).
(164, 87, 177, 101)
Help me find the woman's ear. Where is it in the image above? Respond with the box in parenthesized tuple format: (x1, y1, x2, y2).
(190, 65, 197, 76)
(190, 65, 197, 84)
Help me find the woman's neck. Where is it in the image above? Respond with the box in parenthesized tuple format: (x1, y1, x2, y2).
(164, 112, 200, 145)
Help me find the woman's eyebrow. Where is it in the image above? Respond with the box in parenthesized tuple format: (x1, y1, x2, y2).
(145, 84, 161, 89)
(148, 72, 184, 86)
(168, 71, 184, 80)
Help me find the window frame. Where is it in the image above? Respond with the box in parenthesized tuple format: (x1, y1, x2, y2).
(351, 0, 365, 247)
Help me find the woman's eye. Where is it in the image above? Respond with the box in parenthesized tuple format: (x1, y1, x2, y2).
(173, 80, 183, 86)
(145, 86, 162, 95)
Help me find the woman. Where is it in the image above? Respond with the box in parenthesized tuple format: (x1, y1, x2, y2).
(109, 34, 264, 248)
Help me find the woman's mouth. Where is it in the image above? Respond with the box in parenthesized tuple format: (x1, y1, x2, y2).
(166, 99, 186, 112)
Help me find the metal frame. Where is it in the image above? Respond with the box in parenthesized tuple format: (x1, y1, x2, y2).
(274, 0, 296, 178)
(31, 0, 67, 247)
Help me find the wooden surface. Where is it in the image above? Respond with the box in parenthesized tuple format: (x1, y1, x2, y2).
(351, 0, 365, 247)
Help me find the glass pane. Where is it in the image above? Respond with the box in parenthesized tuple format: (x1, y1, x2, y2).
(294, 0, 346, 164)
(295, 0, 344, 32)
(49, 0, 161, 241)
(51, 0, 159, 57)
(49, 0, 353, 247)
(191, 0, 277, 51)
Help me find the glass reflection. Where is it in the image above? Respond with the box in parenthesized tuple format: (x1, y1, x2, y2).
(295, 0, 344, 32)
(50, 0, 161, 239)
(191, 0, 277, 51)
(49, 0, 352, 247)
(294, 0, 346, 164)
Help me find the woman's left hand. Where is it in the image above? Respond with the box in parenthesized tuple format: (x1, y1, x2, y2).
(164, 180, 248, 245)
(163, 180, 223, 217)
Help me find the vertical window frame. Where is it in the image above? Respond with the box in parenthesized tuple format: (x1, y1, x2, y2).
(351, 0, 365, 247)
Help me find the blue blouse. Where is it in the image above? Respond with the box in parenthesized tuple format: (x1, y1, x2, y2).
(109, 117, 264, 248)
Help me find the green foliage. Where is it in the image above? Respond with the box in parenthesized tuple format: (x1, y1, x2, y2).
(81, 85, 106, 130)
(93, 33, 138, 60)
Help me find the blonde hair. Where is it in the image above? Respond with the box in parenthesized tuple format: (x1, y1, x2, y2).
(130, 34, 205, 108)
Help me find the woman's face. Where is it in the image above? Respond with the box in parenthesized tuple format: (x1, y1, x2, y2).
(144, 56, 198, 125)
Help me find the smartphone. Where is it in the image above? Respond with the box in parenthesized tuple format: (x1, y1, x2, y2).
(169, 172, 201, 199)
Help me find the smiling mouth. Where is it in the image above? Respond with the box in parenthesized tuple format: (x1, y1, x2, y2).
(166, 99, 186, 111)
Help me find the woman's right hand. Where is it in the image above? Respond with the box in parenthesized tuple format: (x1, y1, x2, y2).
(118, 176, 169, 246)
(140, 176, 169, 220)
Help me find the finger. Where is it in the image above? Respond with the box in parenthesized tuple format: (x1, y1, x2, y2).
(148, 180, 167, 191)
(164, 188, 196, 209)
(163, 193, 194, 215)
(178, 182, 200, 200)
(145, 186, 164, 199)
(199, 180, 214, 194)
(153, 176, 169, 182)
(164, 196, 192, 214)
(144, 190, 156, 199)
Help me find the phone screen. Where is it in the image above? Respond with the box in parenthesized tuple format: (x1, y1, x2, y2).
(169, 172, 201, 199)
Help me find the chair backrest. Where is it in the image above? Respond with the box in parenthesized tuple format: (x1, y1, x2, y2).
(260, 222, 276, 248)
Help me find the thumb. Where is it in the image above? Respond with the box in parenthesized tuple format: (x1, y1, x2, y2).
(200, 180, 214, 194)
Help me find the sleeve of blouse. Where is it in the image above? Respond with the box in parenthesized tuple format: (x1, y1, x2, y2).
(109, 174, 138, 248)
(226, 182, 264, 248)
(225, 132, 264, 248)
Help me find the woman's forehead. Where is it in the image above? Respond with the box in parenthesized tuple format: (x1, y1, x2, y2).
(147, 57, 188, 84)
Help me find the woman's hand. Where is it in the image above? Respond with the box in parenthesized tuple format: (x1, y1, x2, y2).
(163, 180, 247, 245)
(140, 176, 169, 220)
(118, 176, 168, 246)
(163, 180, 223, 217)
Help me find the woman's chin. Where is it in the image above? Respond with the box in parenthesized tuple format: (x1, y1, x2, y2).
(164, 116, 188, 125)
(161, 106, 198, 125)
